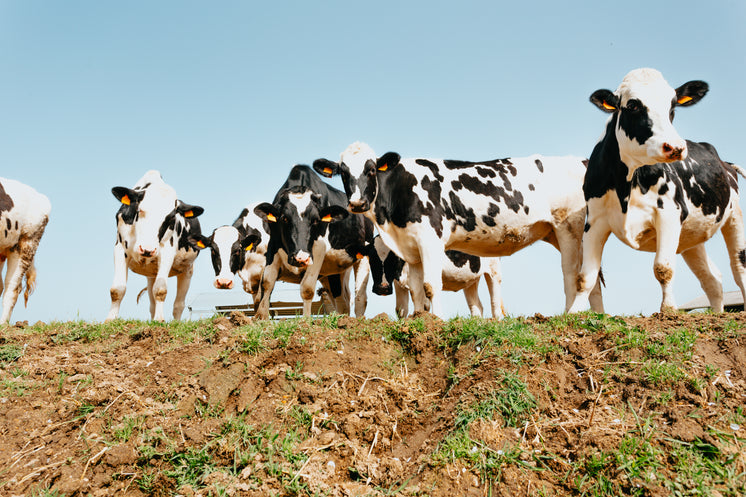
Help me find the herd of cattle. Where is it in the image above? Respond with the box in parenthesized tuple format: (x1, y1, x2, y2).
(1, 68, 745, 324)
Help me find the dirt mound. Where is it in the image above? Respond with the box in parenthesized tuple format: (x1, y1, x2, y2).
(0, 311, 744, 496)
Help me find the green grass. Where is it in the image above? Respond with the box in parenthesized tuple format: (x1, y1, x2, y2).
(0, 343, 25, 367)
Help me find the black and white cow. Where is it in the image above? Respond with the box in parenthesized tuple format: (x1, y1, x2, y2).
(569, 68, 746, 313)
(368, 235, 504, 318)
(0, 178, 50, 324)
(253, 165, 374, 320)
(107, 170, 205, 322)
(191, 203, 346, 312)
(313, 142, 603, 316)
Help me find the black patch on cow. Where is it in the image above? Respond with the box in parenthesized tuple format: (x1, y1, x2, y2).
(584, 222, 590, 232)
(6, 218, 10, 230)
(618, 98, 654, 145)
(416, 159, 444, 182)
(528, 184, 535, 191)
(446, 250, 481, 273)
(535, 159, 543, 172)
(448, 191, 477, 231)
(476, 166, 496, 179)
(14, 220, 17, 230)
(657, 198, 664, 209)
(524, 206, 530, 215)
(481, 215, 496, 227)
(739, 249, 746, 267)
(455, 173, 524, 214)
(0, 182, 13, 215)
(326, 274, 343, 298)
(124, 240, 128, 249)
(421, 175, 444, 237)
(658, 183, 669, 195)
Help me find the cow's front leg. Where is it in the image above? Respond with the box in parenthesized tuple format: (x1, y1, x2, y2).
(483, 259, 504, 319)
(0, 252, 28, 324)
(419, 246, 444, 317)
(152, 248, 176, 322)
(395, 281, 410, 318)
(299, 246, 326, 316)
(654, 211, 682, 312)
(568, 214, 611, 313)
(407, 262, 426, 314)
(172, 265, 194, 320)
(462, 280, 483, 317)
(106, 243, 129, 322)
(255, 256, 280, 320)
(352, 257, 369, 318)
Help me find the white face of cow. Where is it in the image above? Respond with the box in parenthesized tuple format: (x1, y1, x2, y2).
(132, 181, 179, 257)
(211, 226, 240, 289)
(591, 68, 709, 175)
(313, 141, 379, 213)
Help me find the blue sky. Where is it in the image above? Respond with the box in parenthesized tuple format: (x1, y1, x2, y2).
(0, 1, 744, 322)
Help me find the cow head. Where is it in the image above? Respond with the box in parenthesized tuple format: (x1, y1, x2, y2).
(368, 236, 405, 296)
(590, 68, 708, 172)
(254, 188, 348, 268)
(190, 226, 261, 290)
(314, 141, 397, 214)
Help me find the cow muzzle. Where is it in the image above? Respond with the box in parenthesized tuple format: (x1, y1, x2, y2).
(373, 282, 393, 296)
(662, 142, 687, 162)
(214, 278, 234, 290)
(293, 252, 312, 267)
(348, 199, 369, 213)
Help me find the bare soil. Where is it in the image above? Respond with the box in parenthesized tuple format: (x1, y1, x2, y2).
(0, 311, 744, 496)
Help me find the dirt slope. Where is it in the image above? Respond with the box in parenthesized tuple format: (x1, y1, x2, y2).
(0, 311, 744, 496)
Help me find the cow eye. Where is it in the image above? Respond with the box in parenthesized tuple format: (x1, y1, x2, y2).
(626, 100, 641, 112)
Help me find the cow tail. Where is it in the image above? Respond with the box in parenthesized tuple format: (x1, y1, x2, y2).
(727, 162, 746, 179)
(23, 260, 37, 307)
(136, 287, 148, 304)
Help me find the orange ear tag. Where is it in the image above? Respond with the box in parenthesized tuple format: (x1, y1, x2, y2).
(267, 213, 277, 222)
(184, 210, 194, 218)
(602, 101, 616, 111)
(245, 243, 253, 252)
(378, 164, 388, 171)
(356, 252, 364, 260)
(197, 240, 206, 249)
(323, 167, 333, 175)
(121, 195, 130, 205)
(321, 214, 333, 222)
(677, 95, 693, 104)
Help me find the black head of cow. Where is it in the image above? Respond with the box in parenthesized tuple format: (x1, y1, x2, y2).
(313, 142, 401, 214)
(112, 186, 146, 224)
(367, 236, 405, 296)
(190, 225, 261, 289)
(590, 68, 708, 170)
(254, 188, 348, 268)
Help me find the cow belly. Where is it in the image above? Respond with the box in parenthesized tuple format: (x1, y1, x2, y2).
(320, 249, 355, 275)
(447, 221, 554, 257)
(442, 272, 479, 292)
(169, 251, 199, 276)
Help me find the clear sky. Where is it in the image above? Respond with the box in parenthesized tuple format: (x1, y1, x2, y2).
(1, 1, 744, 323)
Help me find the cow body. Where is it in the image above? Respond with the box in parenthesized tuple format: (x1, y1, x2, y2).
(253, 165, 374, 320)
(107, 170, 204, 322)
(0, 178, 50, 323)
(369, 235, 504, 318)
(570, 68, 746, 313)
(314, 143, 603, 317)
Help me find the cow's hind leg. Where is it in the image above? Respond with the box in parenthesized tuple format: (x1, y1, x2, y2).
(106, 243, 129, 322)
(681, 243, 723, 312)
(1, 252, 28, 323)
(720, 206, 746, 306)
(462, 280, 483, 317)
(482, 259, 504, 319)
(173, 266, 194, 320)
(146, 277, 158, 320)
(352, 257, 369, 318)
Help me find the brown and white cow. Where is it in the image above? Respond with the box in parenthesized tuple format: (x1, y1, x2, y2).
(368, 235, 504, 318)
(314, 143, 603, 317)
(0, 178, 50, 324)
(106, 170, 204, 322)
(569, 68, 746, 313)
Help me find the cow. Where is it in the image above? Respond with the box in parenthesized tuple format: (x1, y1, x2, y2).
(0, 178, 50, 324)
(368, 235, 504, 319)
(106, 170, 205, 322)
(568, 68, 746, 313)
(313, 142, 603, 317)
(190, 203, 349, 313)
(253, 165, 375, 320)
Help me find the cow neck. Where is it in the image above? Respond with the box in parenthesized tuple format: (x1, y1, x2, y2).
(584, 116, 634, 214)
(372, 163, 422, 229)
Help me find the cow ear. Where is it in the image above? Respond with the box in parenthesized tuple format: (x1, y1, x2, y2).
(377, 152, 401, 172)
(313, 159, 339, 178)
(240, 231, 262, 252)
(675, 80, 708, 106)
(178, 202, 204, 218)
(320, 205, 349, 223)
(254, 202, 278, 223)
(112, 187, 140, 206)
(590, 89, 619, 113)
(189, 234, 212, 250)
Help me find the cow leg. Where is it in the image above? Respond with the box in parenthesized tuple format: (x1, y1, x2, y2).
(407, 262, 427, 313)
(418, 242, 445, 317)
(394, 281, 409, 318)
(172, 266, 194, 320)
(317, 276, 338, 313)
(681, 243, 723, 312)
(720, 207, 746, 307)
(329, 272, 351, 315)
(482, 259, 504, 319)
(352, 257, 370, 318)
(653, 211, 683, 312)
(568, 214, 611, 313)
(0, 257, 5, 296)
(255, 256, 280, 320)
(145, 277, 156, 319)
(462, 280, 483, 317)
(299, 245, 327, 316)
(106, 243, 129, 322)
(0, 252, 28, 324)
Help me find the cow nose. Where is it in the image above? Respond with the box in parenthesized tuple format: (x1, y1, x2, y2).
(348, 200, 369, 213)
(662, 142, 686, 162)
(373, 283, 392, 296)
(138, 245, 156, 257)
(295, 254, 312, 267)
(215, 278, 234, 290)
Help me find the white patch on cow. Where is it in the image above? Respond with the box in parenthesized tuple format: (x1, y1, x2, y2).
(287, 190, 314, 217)
(341, 141, 377, 202)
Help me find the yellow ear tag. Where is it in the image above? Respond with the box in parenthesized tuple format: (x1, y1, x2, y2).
(602, 101, 616, 111)
(677, 95, 693, 105)
(378, 164, 388, 171)
(245, 243, 253, 252)
(356, 252, 364, 260)
(267, 213, 277, 222)
(121, 195, 130, 205)
(323, 167, 333, 175)
(321, 214, 333, 222)
(184, 210, 194, 218)
(196, 240, 206, 249)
